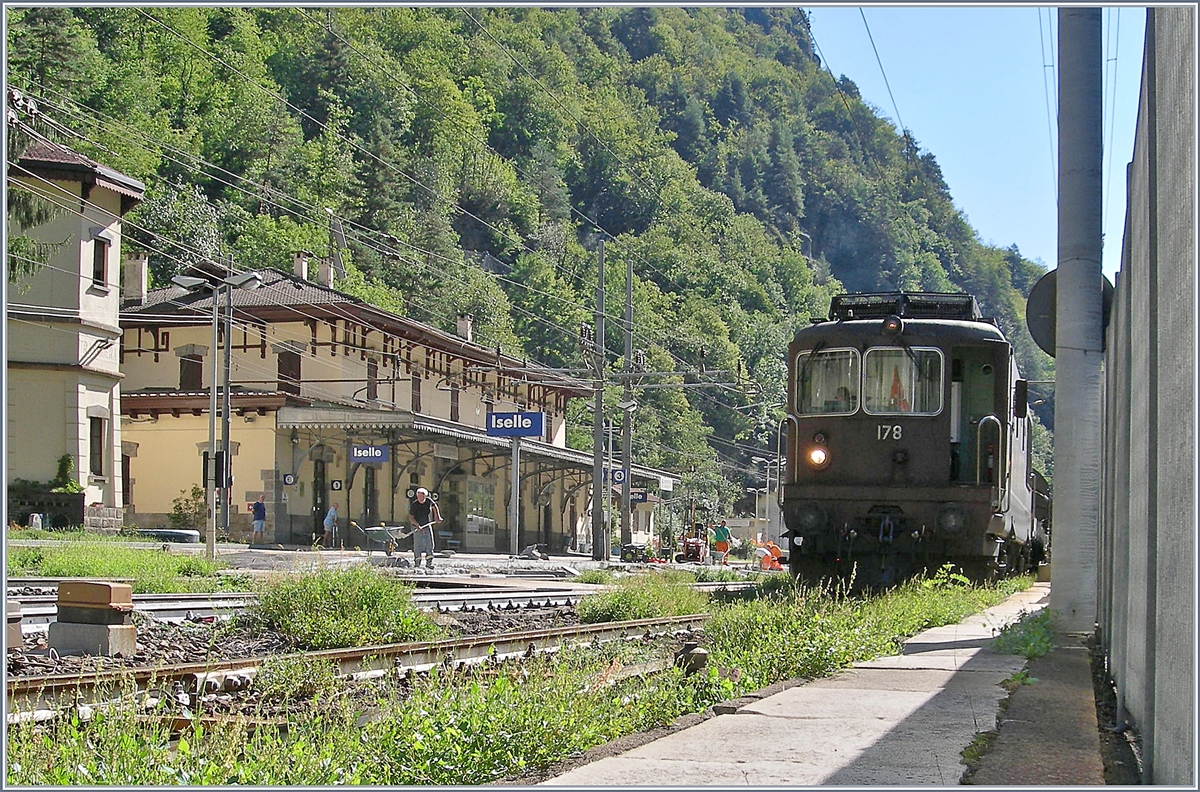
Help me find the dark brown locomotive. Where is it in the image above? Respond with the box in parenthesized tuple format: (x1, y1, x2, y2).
(781, 292, 1049, 587)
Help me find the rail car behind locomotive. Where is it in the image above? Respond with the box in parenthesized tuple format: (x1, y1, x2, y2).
(781, 292, 1048, 586)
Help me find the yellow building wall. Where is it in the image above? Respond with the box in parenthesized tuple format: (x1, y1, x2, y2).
(121, 413, 278, 525)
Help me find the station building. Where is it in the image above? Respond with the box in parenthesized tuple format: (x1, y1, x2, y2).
(6, 140, 144, 529)
(118, 255, 673, 552)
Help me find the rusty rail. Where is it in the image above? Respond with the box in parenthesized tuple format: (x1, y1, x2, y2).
(7, 613, 708, 719)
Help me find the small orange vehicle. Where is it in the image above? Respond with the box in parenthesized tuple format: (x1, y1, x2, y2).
(675, 522, 709, 564)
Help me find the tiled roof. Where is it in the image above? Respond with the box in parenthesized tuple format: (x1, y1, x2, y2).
(13, 139, 145, 200)
(122, 267, 592, 395)
(124, 267, 359, 315)
(20, 139, 95, 167)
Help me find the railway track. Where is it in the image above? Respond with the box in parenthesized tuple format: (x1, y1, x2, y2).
(7, 613, 709, 720)
(8, 580, 752, 628)
(8, 588, 591, 628)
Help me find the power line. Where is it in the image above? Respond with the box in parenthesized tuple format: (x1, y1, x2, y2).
(859, 9, 906, 135)
(1038, 8, 1058, 196)
(17, 12, 764, 475)
(1102, 8, 1121, 233)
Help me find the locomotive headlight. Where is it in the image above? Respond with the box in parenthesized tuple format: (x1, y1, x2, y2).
(882, 315, 904, 336)
(936, 504, 968, 534)
(806, 445, 830, 470)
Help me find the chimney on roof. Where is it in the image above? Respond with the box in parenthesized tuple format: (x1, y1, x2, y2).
(292, 251, 311, 281)
(317, 258, 334, 288)
(456, 314, 474, 342)
(122, 251, 148, 305)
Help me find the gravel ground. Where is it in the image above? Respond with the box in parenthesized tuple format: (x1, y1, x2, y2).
(6, 604, 580, 679)
(1088, 635, 1143, 784)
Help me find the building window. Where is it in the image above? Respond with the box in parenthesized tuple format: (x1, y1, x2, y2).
(121, 454, 132, 506)
(92, 238, 109, 286)
(450, 385, 460, 423)
(180, 354, 204, 391)
(367, 358, 378, 402)
(544, 416, 553, 443)
(411, 372, 422, 413)
(89, 417, 105, 476)
(278, 350, 301, 396)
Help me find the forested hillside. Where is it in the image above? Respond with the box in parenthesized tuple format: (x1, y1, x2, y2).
(6, 7, 1053, 507)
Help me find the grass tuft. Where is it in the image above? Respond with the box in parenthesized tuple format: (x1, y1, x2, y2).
(576, 571, 709, 623)
(5, 542, 245, 593)
(992, 607, 1056, 659)
(247, 567, 442, 650)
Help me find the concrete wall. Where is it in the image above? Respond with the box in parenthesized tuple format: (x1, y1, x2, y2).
(1099, 7, 1194, 785)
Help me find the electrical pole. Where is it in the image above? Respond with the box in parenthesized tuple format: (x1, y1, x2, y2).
(510, 436, 521, 556)
(1052, 7, 1102, 632)
(591, 237, 607, 560)
(621, 254, 633, 547)
(206, 287, 219, 560)
(220, 284, 233, 542)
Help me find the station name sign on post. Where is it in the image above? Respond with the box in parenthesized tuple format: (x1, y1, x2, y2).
(350, 445, 390, 463)
(486, 411, 545, 437)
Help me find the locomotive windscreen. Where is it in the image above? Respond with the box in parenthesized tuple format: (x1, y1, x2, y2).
(829, 292, 982, 321)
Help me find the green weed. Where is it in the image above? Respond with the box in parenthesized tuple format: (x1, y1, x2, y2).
(692, 567, 743, 583)
(921, 562, 972, 590)
(992, 608, 1056, 659)
(576, 572, 709, 623)
(254, 654, 341, 702)
(247, 567, 442, 650)
(1000, 669, 1036, 692)
(574, 569, 616, 585)
(4, 542, 242, 593)
(960, 729, 999, 776)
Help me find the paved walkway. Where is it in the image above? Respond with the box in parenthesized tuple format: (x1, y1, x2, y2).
(543, 583, 1094, 786)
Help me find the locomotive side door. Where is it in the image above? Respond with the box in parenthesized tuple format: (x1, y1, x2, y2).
(949, 342, 1010, 485)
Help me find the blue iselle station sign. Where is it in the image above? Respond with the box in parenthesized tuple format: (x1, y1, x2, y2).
(350, 445, 390, 463)
(486, 411, 545, 437)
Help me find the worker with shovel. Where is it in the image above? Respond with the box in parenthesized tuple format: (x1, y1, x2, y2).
(409, 487, 442, 569)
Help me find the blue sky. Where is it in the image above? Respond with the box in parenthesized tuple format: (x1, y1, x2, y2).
(805, 6, 1146, 281)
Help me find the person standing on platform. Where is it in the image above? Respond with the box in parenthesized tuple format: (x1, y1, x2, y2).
(409, 487, 442, 569)
(251, 495, 267, 545)
(322, 503, 339, 548)
(712, 520, 732, 565)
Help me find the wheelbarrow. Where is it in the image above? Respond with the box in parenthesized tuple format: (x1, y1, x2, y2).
(353, 521, 415, 557)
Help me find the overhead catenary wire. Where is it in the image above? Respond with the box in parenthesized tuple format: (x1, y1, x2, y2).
(1038, 8, 1058, 196)
(1102, 7, 1121, 233)
(14, 11, 770, 474)
(859, 8, 906, 135)
(295, 7, 758, 390)
(11, 147, 728, 469)
(103, 13, 727, 389)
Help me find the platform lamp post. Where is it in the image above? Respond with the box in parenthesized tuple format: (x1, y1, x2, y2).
(752, 456, 770, 541)
(616, 399, 638, 547)
(172, 270, 263, 559)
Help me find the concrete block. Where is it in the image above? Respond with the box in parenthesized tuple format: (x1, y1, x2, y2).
(48, 622, 137, 657)
(1037, 563, 1052, 582)
(58, 580, 133, 610)
(7, 601, 22, 651)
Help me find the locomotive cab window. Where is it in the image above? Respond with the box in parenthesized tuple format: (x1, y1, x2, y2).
(862, 347, 944, 416)
(795, 348, 860, 415)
